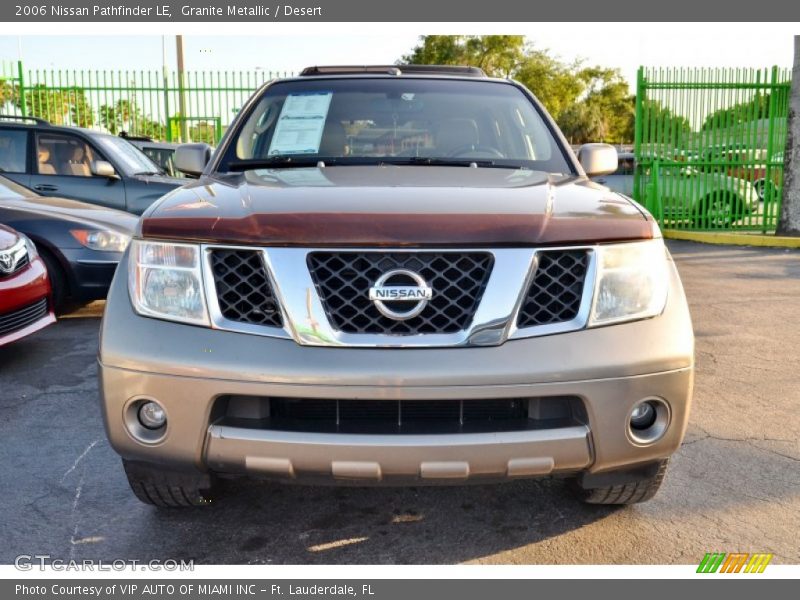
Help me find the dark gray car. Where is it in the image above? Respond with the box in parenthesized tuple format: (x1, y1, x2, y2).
(0, 116, 184, 215)
(0, 174, 137, 311)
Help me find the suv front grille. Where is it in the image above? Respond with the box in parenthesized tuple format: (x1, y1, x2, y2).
(307, 252, 493, 335)
(210, 249, 283, 328)
(0, 298, 48, 336)
(517, 250, 589, 328)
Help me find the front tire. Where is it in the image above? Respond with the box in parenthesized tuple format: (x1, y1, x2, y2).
(122, 459, 218, 508)
(570, 459, 669, 505)
(38, 248, 68, 314)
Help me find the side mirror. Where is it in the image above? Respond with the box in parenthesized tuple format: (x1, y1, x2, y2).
(175, 143, 212, 177)
(578, 143, 618, 177)
(91, 160, 118, 179)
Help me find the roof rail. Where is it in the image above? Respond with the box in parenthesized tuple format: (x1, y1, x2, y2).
(0, 115, 50, 125)
(299, 65, 487, 78)
(119, 131, 153, 142)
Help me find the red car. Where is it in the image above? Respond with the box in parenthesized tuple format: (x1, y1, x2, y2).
(0, 224, 55, 347)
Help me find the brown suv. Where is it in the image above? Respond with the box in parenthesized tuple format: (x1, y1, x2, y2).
(98, 65, 694, 507)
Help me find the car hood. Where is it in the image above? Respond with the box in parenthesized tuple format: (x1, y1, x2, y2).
(0, 194, 139, 233)
(134, 173, 185, 187)
(140, 166, 652, 246)
(0, 224, 20, 250)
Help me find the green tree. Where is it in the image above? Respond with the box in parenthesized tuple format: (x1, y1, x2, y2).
(639, 99, 692, 149)
(99, 98, 166, 139)
(402, 35, 525, 77)
(0, 78, 17, 109)
(514, 51, 584, 121)
(573, 67, 635, 144)
(24, 84, 93, 127)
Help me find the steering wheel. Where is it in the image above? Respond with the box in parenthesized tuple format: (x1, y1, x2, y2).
(447, 144, 506, 159)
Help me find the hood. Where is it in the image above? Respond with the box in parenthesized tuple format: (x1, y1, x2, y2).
(0, 224, 20, 251)
(0, 194, 138, 233)
(140, 166, 652, 246)
(134, 173, 185, 187)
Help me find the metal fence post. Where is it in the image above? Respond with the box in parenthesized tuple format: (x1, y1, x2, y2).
(16, 60, 27, 117)
(633, 67, 644, 203)
(763, 66, 779, 233)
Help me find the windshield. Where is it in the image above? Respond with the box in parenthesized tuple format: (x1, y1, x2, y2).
(95, 135, 162, 176)
(223, 78, 572, 172)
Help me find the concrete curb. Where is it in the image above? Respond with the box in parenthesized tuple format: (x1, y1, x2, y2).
(664, 230, 800, 249)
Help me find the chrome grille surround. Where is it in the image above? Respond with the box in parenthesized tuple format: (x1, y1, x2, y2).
(201, 245, 597, 348)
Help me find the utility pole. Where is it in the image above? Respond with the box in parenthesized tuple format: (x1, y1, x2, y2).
(777, 35, 800, 235)
(176, 35, 189, 143)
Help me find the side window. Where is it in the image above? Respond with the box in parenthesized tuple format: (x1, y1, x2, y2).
(616, 157, 635, 176)
(36, 133, 97, 177)
(0, 129, 28, 173)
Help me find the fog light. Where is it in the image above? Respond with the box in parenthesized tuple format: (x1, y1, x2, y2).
(138, 401, 166, 430)
(630, 401, 657, 430)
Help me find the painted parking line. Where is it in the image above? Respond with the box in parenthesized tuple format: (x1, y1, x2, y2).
(59, 301, 105, 319)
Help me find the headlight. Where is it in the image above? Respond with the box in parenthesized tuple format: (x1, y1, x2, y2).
(128, 240, 209, 326)
(71, 229, 131, 252)
(589, 239, 669, 326)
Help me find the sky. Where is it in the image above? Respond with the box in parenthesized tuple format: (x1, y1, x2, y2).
(0, 26, 796, 93)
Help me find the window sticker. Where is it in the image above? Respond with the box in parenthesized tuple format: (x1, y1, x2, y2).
(268, 92, 333, 156)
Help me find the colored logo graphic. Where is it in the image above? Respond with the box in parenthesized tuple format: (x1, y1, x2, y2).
(697, 553, 773, 573)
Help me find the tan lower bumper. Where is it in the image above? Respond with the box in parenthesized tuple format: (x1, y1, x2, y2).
(206, 425, 592, 482)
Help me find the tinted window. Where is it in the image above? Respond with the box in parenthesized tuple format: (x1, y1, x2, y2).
(36, 133, 97, 177)
(227, 78, 572, 173)
(0, 129, 28, 173)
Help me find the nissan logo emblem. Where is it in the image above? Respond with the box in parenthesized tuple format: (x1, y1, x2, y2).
(368, 269, 433, 320)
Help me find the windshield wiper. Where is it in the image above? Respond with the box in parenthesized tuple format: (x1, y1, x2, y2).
(226, 155, 527, 171)
(134, 170, 164, 176)
(227, 156, 335, 171)
(379, 157, 528, 169)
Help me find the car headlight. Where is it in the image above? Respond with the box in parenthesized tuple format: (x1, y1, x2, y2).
(128, 240, 209, 326)
(589, 239, 669, 326)
(71, 229, 131, 252)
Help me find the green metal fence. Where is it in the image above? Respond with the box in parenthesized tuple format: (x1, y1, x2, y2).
(0, 60, 293, 144)
(634, 66, 792, 232)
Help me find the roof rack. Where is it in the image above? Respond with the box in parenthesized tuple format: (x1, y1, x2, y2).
(299, 65, 487, 78)
(0, 115, 50, 125)
(119, 131, 153, 142)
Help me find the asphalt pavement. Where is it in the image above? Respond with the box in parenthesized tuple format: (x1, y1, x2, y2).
(1, 240, 798, 565)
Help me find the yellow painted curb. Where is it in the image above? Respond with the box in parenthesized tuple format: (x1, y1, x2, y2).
(664, 230, 800, 249)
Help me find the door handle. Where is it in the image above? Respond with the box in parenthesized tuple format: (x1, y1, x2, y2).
(33, 184, 59, 192)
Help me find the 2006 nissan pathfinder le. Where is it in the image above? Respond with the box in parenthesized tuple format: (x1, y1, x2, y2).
(98, 65, 694, 507)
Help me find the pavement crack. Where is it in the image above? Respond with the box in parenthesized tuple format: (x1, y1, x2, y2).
(61, 438, 104, 483)
(682, 427, 800, 462)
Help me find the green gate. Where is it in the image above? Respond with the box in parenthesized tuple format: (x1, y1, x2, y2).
(0, 60, 293, 145)
(634, 67, 792, 232)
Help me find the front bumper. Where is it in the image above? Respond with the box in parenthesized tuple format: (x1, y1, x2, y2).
(98, 255, 694, 484)
(61, 247, 122, 300)
(0, 257, 55, 347)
